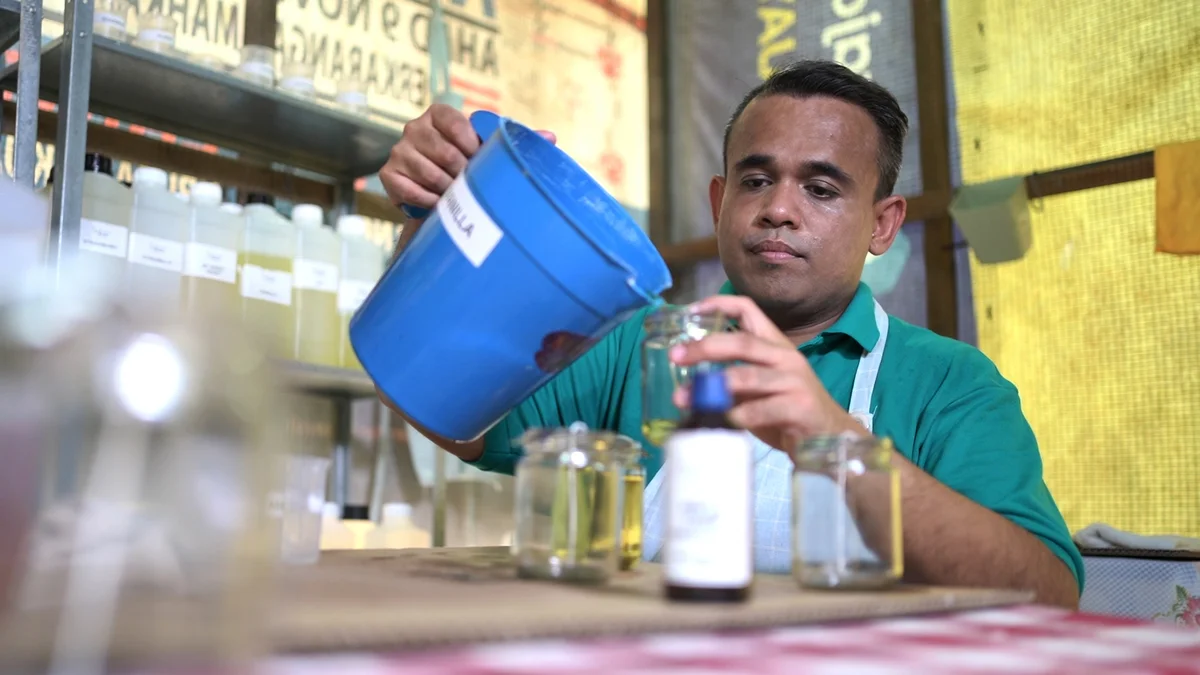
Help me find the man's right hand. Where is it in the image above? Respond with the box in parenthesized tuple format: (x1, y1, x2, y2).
(380, 104, 558, 217)
(381, 103, 482, 212)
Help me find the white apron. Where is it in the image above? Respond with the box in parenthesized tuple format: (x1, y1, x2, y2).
(641, 300, 890, 574)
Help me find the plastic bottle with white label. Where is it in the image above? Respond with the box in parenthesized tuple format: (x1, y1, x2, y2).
(364, 503, 430, 550)
(240, 194, 295, 358)
(290, 204, 341, 367)
(126, 167, 186, 309)
(663, 368, 753, 603)
(74, 154, 135, 285)
(334, 215, 383, 370)
(182, 181, 243, 316)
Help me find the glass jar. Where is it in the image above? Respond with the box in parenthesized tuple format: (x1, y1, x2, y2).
(513, 425, 642, 584)
(93, 0, 132, 41)
(236, 45, 277, 88)
(133, 12, 177, 53)
(279, 61, 316, 99)
(641, 308, 730, 447)
(336, 78, 369, 114)
(792, 435, 903, 590)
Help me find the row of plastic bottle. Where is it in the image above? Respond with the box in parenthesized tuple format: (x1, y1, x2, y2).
(319, 502, 431, 550)
(62, 153, 389, 369)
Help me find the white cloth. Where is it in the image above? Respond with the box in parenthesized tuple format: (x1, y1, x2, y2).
(1074, 523, 1200, 552)
(642, 300, 890, 573)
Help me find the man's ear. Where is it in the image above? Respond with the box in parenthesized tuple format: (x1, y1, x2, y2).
(708, 175, 726, 234)
(868, 194, 907, 256)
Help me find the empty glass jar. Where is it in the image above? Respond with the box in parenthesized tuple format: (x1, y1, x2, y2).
(513, 425, 643, 584)
(792, 434, 903, 590)
(641, 308, 730, 448)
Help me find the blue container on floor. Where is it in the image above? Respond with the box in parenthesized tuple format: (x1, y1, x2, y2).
(350, 111, 672, 442)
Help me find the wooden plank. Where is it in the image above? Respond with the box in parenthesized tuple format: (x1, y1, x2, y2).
(2, 105, 336, 204)
(243, 0, 277, 49)
(1025, 152, 1154, 199)
(645, 0, 671, 248)
(911, 0, 958, 339)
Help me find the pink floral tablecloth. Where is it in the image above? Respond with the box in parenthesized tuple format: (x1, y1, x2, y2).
(259, 605, 1200, 675)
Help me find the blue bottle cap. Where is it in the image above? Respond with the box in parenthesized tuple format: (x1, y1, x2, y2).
(400, 110, 504, 220)
(690, 369, 732, 414)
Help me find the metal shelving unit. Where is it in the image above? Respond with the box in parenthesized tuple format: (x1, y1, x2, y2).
(2, 0, 399, 512)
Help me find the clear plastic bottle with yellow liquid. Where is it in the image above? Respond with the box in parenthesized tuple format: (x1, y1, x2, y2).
(290, 204, 341, 367)
(73, 154, 134, 286)
(127, 167, 187, 309)
(334, 215, 385, 370)
(182, 181, 243, 317)
(239, 194, 296, 357)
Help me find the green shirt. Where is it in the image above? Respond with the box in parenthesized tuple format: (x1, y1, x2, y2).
(475, 281, 1083, 590)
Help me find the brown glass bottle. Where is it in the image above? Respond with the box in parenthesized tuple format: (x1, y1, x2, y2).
(663, 368, 753, 603)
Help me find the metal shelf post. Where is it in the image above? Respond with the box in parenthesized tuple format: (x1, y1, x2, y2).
(13, 0, 42, 188)
(47, 0, 93, 280)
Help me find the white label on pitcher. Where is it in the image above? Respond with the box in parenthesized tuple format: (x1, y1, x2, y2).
(241, 264, 292, 306)
(292, 258, 338, 292)
(337, 279, 375, 313)
(79, 218, 129, 258)
(438, 173, 502, 268)
(128, 233, 183, 272)
(184, 242, 237, 283)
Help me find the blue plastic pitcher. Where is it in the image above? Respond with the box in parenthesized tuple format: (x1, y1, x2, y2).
(350, 111, 672, 442)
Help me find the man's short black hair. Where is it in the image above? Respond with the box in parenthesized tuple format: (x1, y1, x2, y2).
(722, 60, 909, 201)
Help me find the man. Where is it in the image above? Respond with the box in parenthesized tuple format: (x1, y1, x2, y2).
(379, 60, 1082, 608)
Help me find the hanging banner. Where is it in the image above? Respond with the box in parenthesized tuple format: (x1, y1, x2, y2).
(668, 0, 921, 242)
(665, 0, 926, 323)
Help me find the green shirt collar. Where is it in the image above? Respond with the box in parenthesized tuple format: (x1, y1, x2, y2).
(717, 280, 879, 351)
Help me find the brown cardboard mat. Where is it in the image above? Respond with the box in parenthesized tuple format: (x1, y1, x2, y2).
(1, 547, 1032, 665)
(268, 548, 1031, 652)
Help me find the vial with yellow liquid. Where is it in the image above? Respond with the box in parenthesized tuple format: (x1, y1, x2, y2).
(182, 181, 242, 317)
(290, 204, 341, 367)
(641, 308, 731, 446)
(240, 194, 296, 357)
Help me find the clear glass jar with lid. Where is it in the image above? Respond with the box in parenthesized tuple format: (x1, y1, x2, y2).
(513, 424, 643, 584)
(792, 434, 903, 590)
(641, 308, 731, 448)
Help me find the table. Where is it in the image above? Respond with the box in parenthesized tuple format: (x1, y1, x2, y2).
(262, 605, 1200, 675)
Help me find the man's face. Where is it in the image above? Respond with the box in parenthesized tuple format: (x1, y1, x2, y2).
(711, 94, 902, 319)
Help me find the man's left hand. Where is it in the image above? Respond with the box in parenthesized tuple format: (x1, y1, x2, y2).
(669, 295, 865, 451)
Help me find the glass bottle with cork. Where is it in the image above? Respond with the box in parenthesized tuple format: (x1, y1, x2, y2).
(663, 367, 753, 602)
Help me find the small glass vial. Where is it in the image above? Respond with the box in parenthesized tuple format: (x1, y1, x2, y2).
(336, 78, 369, 114)
(279, 61, 316, 99)
(792, 435, 903, 590)
(93, 0, 132, 41)
(237, 45, 277, 88)
(642, 308, 730, 448)
(513, 424, 641, 584)
(663, 368, 753, 603)
(133, 12, 177, 53)
(618, 452, 645, 571)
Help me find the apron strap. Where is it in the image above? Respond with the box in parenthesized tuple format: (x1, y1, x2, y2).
(847, 299, 890, 433)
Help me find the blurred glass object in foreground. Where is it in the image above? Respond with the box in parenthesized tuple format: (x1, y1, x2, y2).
(0, 180, 286, 673)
